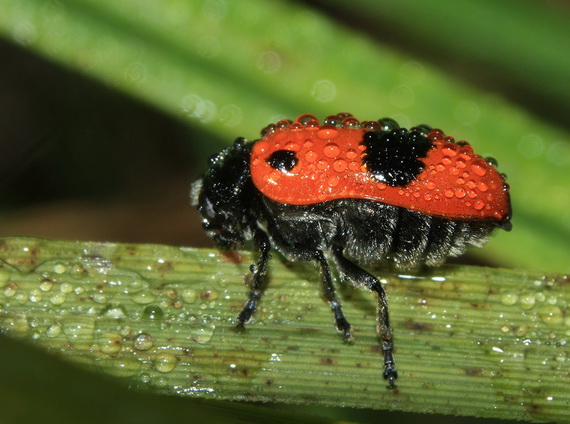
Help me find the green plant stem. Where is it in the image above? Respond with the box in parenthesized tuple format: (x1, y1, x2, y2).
(0, 237, 568, 422)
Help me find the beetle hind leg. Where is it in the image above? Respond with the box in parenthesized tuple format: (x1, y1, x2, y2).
(332, 245, 398, 389)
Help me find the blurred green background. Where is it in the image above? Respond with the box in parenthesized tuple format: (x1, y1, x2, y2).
(0, 0, 569, 423)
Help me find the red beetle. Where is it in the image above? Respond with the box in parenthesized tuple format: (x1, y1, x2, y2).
(191, 112, 512, 388)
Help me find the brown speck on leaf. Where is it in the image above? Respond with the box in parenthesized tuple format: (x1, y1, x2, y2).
(404, 319, 432, 331)
(220, 251, 243, 264)
(463, 367, 484, 376)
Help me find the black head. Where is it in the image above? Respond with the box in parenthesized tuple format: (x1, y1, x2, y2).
(191, 138, 255, 249)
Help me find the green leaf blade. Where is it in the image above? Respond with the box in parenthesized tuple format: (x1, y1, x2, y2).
(1, 237, 568, 422)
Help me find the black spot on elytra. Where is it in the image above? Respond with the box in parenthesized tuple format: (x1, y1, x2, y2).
(362, 128, 433, 186)
(267, 150, 298, 172)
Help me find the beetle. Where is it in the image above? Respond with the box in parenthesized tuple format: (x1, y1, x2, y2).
(191, 112, 512, 388)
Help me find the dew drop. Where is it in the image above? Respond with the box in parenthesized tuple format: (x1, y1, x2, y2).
(296, 113, 319, 126)
(276, 119, 291, 131)
(29, 289, 42, 303)
(92, 293, 108, 304)
(323, 143, 341, 158)
(181, 289, 197, 303)
(345, 148, 358, 160)
(3, 282, 18, 297)
(60, 283, 74, 294)
(442, 145, 458, 157)
(501, 291, 518, 306)
(539, 306, 563, 325)
(100, 303, 127, 319)
(284, 142, 301, 152)
(155, 353, 178, 373)
(53, 263, 67, 274)
(328, 176, 340, 187)
(99, 332, 123, 355)
(304, 150, 318, 163)
(143, 305, 164, 320)
(133, 332, 154, 351)
(49, 292, 66, 305)
(519, 293, 536, 310)
(333, 159, 347, 172)
(473, 199, 486, 210)
(317, 128, 339, 140)
(454, 188, 466, 198)
(132, 290, 157, 305)
(342, 117, 360, 128)
(456, 158, 467, 169)
(39, 279, 54, 292)
(45, 324, 62, 338)
(191, 324, 216, 344)
(200, 289, 218, 300)
(470, 160, 487, 176)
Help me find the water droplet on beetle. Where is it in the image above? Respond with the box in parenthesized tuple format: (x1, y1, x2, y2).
(318, 128, 339, 141)
(304, 150, 318, 163)
(471, 160, 487, 176)
(333, 159, 347, 172)
(323, 143, 340, 158)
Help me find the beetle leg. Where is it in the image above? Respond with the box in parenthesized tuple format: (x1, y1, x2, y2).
(332, 245, 398, 389)
(236, 229, 271, 327)
(314, 250, 352, 341)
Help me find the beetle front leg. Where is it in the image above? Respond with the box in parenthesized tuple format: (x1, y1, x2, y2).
(314, 250, 352, 341)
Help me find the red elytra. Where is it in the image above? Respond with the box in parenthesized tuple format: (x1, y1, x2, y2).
(250, 115, 510, 222)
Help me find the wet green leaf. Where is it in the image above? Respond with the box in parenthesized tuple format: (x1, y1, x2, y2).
(1, 237, 568, 422)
